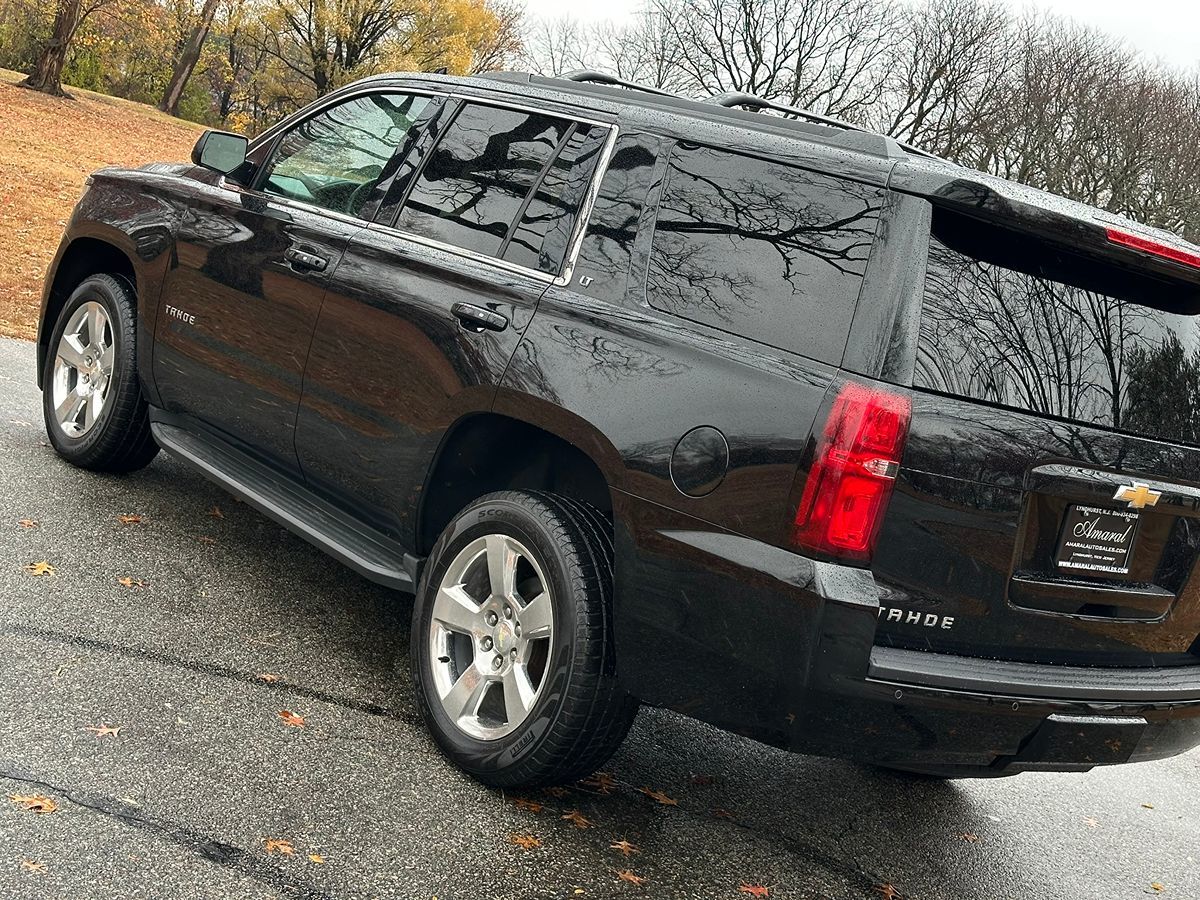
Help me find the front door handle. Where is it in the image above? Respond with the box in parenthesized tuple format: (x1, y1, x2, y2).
(452, 302, 509, 333)
(285, 247, 329, 272)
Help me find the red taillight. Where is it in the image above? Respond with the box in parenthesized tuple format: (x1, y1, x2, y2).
(792, 381, 911, 563)
(1105, 227, 1200, 270)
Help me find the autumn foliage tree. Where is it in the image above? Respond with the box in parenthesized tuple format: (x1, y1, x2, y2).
(261, 0, 519, 99)
(21, 0, 115, 95)
(0, 0, 520, 128)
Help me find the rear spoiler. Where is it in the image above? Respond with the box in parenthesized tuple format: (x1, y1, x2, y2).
(889, 158, 1200, 290)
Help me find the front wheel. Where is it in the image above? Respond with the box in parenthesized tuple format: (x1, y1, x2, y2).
(411, 491, 637, 788)
(41, 273, 158, 472)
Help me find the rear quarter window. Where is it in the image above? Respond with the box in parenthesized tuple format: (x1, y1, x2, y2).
(646, 144, 884, 362)
(915, 210, 1200, 445)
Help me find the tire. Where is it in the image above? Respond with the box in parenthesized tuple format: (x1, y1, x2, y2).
(41, 273, 158, 473)
(411, 490, 637, 789)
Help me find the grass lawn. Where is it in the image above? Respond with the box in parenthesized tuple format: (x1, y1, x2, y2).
(0, 68, 205, 340)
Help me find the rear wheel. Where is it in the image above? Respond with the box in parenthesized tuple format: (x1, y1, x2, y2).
(41, 274, 158, 472)
(411, 491, 637, 788)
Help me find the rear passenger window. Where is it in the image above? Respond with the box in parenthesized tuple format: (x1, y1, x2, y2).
(647, 145, 883, 360)
(571, 134, 663, 304)
(396, 103, 572, 262)
(503, 125, 607, 274)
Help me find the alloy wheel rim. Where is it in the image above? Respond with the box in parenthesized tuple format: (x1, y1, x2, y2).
(51, 301, 115, 438)
(428, 534, 555, 741)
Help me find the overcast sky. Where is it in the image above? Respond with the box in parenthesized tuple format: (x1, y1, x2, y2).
(522, 0, 1200, 72)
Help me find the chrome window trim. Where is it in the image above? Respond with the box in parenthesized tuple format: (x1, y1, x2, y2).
(226, 82, 621, 287)
(556, 123, 619, 287)
(366, 223, 558, 284)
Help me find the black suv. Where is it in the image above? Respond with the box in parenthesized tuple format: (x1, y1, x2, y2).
(36, 70, 1200, 787)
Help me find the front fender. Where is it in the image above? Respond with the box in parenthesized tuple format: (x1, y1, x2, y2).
(36, 166, 189, 394)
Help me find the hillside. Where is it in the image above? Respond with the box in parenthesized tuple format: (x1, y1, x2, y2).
(0, 69, 205, 340)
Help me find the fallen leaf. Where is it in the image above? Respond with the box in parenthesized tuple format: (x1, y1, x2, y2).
(257, 673, 281, 684)
(264, 838, 295, 856)
(117, 577, 147, 589)
(561, 809, 593, 829)
(208, 506, 224, 519)
(1083, 817, 1100, 828)
(1142, 803, 1155, 809)
(308, 854, 325, 864)
(278, 710, 306, 728)
(509, 833, 541, 850)
(616, 870, 645, 886)
(17, 519, 38, 529)
(23, 561, 55, 577)
(690, 774, 716, 786)
(712, 807, 735, 820)
(609, 839, 640, 857)
(960, 832, 980, 843)
(739, 886, 770, 898)
(117, 514, 143, 525)
(876, 885, 903, 900)
(579, 771, 617, 794)
(8, 793, 58, 814)
(19, 860, 46, 875)
(84, 724, 122, 738)
(513, 797, 543, 813)
(543, 786, 569, 799)
(1150, 884, 1166, 894)
(638, 787, 677, 806)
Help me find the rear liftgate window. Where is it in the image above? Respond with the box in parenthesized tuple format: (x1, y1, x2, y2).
(646, 144, 884, 362)
(915, 209, 1200, 446)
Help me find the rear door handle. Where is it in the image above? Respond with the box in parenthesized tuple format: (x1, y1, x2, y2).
(452, 302, 509, 333)
(285, 247, 329, 272)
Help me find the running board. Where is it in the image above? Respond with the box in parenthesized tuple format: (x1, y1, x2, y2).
(150, 418, 418, 592)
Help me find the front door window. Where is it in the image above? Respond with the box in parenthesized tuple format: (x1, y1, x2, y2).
(260, 93, 432, 219)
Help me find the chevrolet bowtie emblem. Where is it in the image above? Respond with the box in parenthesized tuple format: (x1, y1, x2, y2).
(1113, 482, 1162, 510)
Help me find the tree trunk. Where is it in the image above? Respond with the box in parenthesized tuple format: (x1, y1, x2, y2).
(159, 0, 222, 116)
(21, 0, 84, 97)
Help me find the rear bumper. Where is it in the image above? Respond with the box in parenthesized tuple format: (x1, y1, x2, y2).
(613, 505, 1200, 774)
(810, 643, 1200, 773)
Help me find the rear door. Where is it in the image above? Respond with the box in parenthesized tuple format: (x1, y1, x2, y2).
(293, 97, 616, 545)
(153, 90, 440, 469)
(872, 207, 1200, 667)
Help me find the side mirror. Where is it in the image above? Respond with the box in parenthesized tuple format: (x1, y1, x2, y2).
(191, 130, 248, 175)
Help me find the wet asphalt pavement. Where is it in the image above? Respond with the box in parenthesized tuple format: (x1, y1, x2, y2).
(0, 335, 1198, 900)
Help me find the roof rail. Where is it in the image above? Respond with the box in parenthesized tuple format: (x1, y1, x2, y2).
(711, 91, 938, 159)
(561, 69, 677, 98)
(711, 92, 861, 132)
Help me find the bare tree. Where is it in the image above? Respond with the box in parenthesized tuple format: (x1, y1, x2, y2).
(646, 0, 897, 114)
(520, 16, 586, 76)
(877, 0, 1016, 159)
